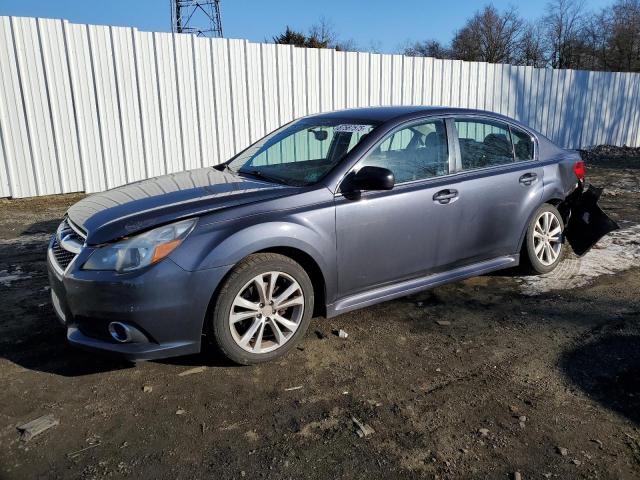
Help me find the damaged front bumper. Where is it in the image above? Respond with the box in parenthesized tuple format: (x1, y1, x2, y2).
(562, 184, 620, 256)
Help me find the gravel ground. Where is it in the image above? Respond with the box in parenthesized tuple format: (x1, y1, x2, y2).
(0, 156, 639, 480)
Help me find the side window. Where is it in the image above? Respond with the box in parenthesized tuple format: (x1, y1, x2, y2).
(360, 119, 449, 183)
(511, 127, 534, 161)
(455, 119, 514, 170)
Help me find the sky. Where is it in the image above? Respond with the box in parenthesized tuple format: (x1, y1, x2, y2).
(0, 0, 615, 53)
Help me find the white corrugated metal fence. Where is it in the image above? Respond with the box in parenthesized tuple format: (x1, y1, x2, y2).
(0, 16, 639, 198)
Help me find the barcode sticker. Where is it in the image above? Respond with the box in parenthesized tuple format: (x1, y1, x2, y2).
(334, 124, 371, 133)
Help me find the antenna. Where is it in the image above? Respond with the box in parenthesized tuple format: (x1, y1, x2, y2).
(171, 0, 223, 37)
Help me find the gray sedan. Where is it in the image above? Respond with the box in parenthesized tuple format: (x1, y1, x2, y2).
(47, 106, 617, 364)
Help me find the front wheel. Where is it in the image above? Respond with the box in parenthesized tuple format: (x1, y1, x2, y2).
(524, 204, 565, 274)
(210, 253, 314, 365)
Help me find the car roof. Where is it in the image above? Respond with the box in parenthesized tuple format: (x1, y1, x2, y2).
(309, 106, 519, 125)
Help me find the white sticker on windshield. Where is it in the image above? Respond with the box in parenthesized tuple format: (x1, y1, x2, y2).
(334, 124, 371, 133)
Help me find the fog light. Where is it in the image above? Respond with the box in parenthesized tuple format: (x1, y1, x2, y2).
(108, 322, 132, 343)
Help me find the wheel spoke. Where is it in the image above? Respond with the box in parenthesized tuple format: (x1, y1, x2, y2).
(253, 276, 268, 304)
(549, 226, 562, 238)
(239, 318, 263, 346)
(233, 296, 260, 311)
(534, 240, 544, 255)
(253, 321, 266, 352)
(543, 213, 550, 232)
(274, 283, 300, 307)
(549, 244, 559, 260)
(270, 318, 286, 345)
(230, 310, 259, 324)
(533, 230, 544, 239)
(266, 272, 278, 303)
(276, 295, 304, 310)
(273, 313, 298, 331)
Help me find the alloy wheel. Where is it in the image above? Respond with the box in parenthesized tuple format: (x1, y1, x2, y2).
(533, 211, 563, 266)
(229, 271, 305, 354)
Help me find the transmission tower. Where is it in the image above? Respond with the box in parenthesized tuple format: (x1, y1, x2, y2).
(171, 0, 223, 37)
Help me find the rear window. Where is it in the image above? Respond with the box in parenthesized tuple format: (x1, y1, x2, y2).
(455, 119, 514, 170)
(511, 127, 535, 161)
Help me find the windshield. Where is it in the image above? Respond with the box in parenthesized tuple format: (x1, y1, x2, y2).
(227, 118, 379, 186)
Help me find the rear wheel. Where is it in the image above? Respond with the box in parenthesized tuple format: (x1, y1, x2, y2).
(210, 253, 314, 365)
(524, 204, 565, 274)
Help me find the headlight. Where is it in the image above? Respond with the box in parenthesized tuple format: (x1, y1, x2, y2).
(82, 218, 197, 272)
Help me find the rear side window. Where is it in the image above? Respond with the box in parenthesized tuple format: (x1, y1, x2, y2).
(511, 127, 534, 161)
(455, 119, 514, 170)
(360, 118, 449, 183)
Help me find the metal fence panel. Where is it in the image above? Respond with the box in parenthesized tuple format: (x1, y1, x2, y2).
(0, 15, 639, 198)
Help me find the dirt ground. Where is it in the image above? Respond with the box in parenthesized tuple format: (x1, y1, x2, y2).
(0, 156, 639, 480)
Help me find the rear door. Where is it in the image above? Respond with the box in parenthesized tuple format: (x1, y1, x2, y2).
(445, 117, 544, 264)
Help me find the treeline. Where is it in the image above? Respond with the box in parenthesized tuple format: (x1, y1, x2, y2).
(272, 0, 640, 73)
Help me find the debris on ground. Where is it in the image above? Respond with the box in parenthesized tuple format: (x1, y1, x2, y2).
(513, 472, 522, 480)
(176, 409, 186, 415)
(557, 446, 569, 456)
(352, 417, 375, 438)
(436, 320, 451, 326)
(314, 329, 326, 339)
(284, 386, 302, 391)
(478, 428, 490, 437)
(66, 441, 101, 459)
(578, 144, 640, 162)
(334, 329, 348, 338)
(142, 385, 153, 393)
(572, 459, 582, 465)
(17, 415, 59, 441)
(178, 366, 207, 376)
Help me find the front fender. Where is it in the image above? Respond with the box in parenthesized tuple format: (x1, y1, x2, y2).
(169, 206, 337, 299)
(201, 221, 332, 275)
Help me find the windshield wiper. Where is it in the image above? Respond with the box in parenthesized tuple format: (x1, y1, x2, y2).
(238, 169, 294, 186)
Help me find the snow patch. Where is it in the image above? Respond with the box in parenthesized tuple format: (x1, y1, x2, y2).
(520, 224, 640, 295)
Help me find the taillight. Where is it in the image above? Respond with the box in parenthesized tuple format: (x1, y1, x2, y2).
(573, 160, 585, 181)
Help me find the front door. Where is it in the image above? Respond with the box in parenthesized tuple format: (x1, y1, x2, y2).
(335, 117, 462, 297)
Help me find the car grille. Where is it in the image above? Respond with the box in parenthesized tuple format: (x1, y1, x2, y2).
(50, 218, 86, 272)
(51, 236, 77, 270)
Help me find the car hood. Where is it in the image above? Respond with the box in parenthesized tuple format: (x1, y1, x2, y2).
(67, 168, 296, 245)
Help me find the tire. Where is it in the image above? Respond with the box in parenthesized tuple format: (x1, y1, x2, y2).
(523, 204, 565, 274)
(210, 253, 314, 365)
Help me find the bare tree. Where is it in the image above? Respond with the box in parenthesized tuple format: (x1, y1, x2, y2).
(543, 0, 586, 68)
(403, 39, 452, 59)
(450, 5, 524, 63)
(518, 22, 548, 67)
(308, 17, 337, 48)
(579, 10, 610, 70)
(607, 0, 640, 71)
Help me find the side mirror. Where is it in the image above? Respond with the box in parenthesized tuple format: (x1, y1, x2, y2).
(342, 166, 395, 193)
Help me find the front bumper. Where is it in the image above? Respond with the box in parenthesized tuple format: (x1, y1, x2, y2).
(47, 243, 232, 361)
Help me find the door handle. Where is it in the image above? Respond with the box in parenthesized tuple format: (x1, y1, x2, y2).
(433, 189, 459, 205)
(519, 172, 538, 186)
